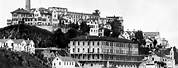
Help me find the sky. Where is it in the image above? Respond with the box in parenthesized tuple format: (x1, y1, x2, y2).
(0, 0, 178, 47)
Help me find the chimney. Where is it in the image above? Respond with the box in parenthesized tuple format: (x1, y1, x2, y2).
(25, 0, 31, 10)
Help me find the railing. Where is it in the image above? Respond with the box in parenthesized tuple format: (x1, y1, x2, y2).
(75, 59, 143, 62)
(71, 52, 143, 56)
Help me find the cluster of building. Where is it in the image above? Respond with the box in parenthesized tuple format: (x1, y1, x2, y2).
(139, 47, 175, 68)
(143, 32, 169, 48)
(119, 30, 169, 49)
(4, 0, 176, 68)
(0, 38, 35, 54)
(7, 0, 124, 36)
(35, 47, 81, 68)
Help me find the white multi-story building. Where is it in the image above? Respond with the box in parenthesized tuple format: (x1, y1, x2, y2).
(0, 38, 35, 54)
(87, 19, 99, 36)
(160, 38, 169, 48)
(52, 56, 81, 68)
(119, 30, 136, 40)
(7, 0, 124, 36)
(0, 39, 14, 50)
(68, 36, 144, 68)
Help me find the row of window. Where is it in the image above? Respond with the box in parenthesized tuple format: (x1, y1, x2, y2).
(72, 48, 100, 53)
(13, 14, 33, 17)
(54, 61, 74, 66)
(73, 54, 139, 62)
(71, 41, 138, 48)
(102, 49, 129, 54)
(69, 14, 97, 20)
(90, 25, 98, 28)
(13, 14, 51, 18)
(26, 22, 51, 26)
(90, 29, 98, 33)
(71, 47, 138, 55)
(74, 54, 100, 59)
(12, 18, 49, 21)
(72, 41, 100, 46)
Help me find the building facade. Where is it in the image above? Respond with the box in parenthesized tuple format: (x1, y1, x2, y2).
(68, 36, 144, 68)
(7, 7, 100, 32)
(7, 0, 124, 37)
(139, 47, 175, 68)
(0, 38, 35, 54)
(52, 56, 81, 68)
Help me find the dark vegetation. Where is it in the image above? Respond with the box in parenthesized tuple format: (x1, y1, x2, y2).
(173, 47, 178, 64)
(1, 23, 178, 64)
(0, 23, 90, 48)
(0, 49, 49, 68)
(110, 19, 123, 37)
(0, 24, 53, 48)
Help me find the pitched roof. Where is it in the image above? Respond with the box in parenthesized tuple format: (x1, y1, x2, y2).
(71, 36, 134, 43)
(12, 39, 25, 44)
(0, 39, 11, 43)
(58, 56, 75, 61)
(125, 31, 135, 35)
(67, 11, 95, 16)
(143, 32, 160, 37)
(38, 8, 52, 15)
(25, 40, 33, 44)
(11, 8, 31, 14)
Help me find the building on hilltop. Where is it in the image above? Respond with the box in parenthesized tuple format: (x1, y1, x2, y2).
(160, 38, 169, 48)
(86, 18, 100, 36)
(106, 16, 124, 35)
(68, 36, 144, 68)
(119, 29, 136, 40)
(143, 32, 169, 48)
(7, 0, 124, 37)
(143, 32, 161, 48)
(143, 32, 160, 40)
(7, 7, 100, 32)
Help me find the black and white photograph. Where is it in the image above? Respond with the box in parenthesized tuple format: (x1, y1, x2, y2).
(0, 0, 177, 68)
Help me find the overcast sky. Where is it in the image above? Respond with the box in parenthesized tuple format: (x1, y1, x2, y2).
(0, 0, 178, 47)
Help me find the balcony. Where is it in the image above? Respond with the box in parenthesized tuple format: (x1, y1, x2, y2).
(75, 58, 143, 63)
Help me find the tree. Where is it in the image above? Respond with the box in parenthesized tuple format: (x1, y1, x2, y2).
(153, 39, 158, 47)
(110, 19, 123, 38)
(65, 28, 79, 39)
(92, 9, 100, 16)
(104, 28, 111, 37)
(135, 30, 145, 45)
(134, 30, 150, 55)
(173, 47, 178, 64)
(52, 28, 68, 48)
(0, 24, 53, 48)
(69, 23, 79, 30)
(80, 21, 90, 35)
